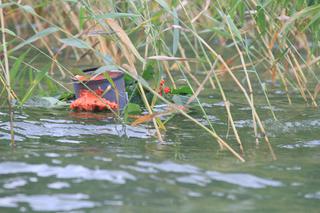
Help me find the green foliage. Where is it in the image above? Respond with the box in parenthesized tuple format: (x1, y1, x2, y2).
(125, 103, 142, 114)
(93, 13, 140, 19)
(12, 27, 59, 52)
(9, 51, 29, 86)
(58, 92, 75, 101)
(59, 38, 90, 49)
(123, 103, 141, 122)
(79, 6, 86, 30)
(170, 86, 193, 95)
(19, 66, 49, 106)
(256, 5, 266, 35)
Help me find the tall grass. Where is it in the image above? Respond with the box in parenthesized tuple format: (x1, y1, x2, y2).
(0, 0, 15, 145)
(0, 0, 319, 161)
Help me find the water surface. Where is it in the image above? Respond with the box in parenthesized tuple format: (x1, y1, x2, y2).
(0, 90, 319, 212)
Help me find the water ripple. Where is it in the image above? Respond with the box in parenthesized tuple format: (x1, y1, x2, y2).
(265, 119, 320, 135)
(279, 140, 320, 149)
(205, 171, 283, 189)
(47, 182, 71, 189)
(3, 178, 28, 189)
(0, 193, 96, 211)
(1, 121, 154, 140)
(135, 161, 282, 189)
(0, 162, 136, 184)
(137, 161, 200, 174)
(305, 192, 320, 200)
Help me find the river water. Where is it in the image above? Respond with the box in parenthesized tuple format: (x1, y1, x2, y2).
(0, 85, 319, 212)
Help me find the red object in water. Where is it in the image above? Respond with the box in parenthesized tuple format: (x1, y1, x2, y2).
(70, 88, 118, 112)
(164, 87, 171, 94)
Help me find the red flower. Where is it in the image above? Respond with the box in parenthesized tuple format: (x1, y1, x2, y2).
(160, 79, 165, 86)
(164, 87, 171, 94)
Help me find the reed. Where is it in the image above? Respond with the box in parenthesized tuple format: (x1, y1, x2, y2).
(0, 0, 15, 145)
(0, 0, 319, 161)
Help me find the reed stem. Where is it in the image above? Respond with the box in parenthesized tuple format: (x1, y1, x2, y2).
(0, 0, 15, 146)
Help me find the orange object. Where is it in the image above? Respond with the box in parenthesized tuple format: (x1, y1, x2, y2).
(70, 88, 118, 112)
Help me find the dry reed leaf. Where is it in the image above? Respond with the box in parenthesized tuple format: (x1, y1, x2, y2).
(217, 55, 236, 75)
(105, 18, 144, 63)
(191, 0, 210, 23)
(170, 62, 179, 71)
(131, 113, 157, 126)
(269, 31, 279, 50)
(314, 83, 320, 99)
(131, 105, 187, 126)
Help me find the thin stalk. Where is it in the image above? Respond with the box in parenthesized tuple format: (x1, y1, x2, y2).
(178, 10, 276, 159)
(179, 0, 247, 153)
(0, 1, 14, 145)
(119, 67, 245, 162)
(225, 13, 258, 147)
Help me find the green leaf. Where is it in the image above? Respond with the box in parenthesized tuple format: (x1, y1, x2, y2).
(20, 67, 49, 106)
(124, 74, 135, 85)
(79, 6, 86, 30)
(10, 50, 29, 85)
(59, 38, 90, 49)
(225, 14, 242, 40)
(0, 3, 14, 9)
(123, 103, 141, 122)
(155, 0, 171, 12)
(63, 0, 78, 3)
(58, 92, 75, 101)
(12, 27, 59, 52)
(171, 86, 193, 95)
(302, 10, 320, 31)
(94, 13, 140, 19)
(126, 103, 141, 114)
(142, 63, 155, 81)
(256, 5, 266, 35)
(93, 65, 119, 75)
(296, 0, 305, 9)
(71, 68, 90, 77)
(19, 5, 36, 15)
(1, 28, 16, 36)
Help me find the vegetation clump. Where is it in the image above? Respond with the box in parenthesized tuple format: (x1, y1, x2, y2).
(1, 0, 319, 161)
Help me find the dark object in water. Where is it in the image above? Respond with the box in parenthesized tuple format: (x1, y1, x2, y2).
(72, 67, 128, 110)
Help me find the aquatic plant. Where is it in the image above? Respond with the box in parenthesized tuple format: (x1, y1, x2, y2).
(0, 0, 319, 161)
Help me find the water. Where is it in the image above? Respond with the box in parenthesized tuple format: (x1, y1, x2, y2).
(0, 89, 320, 212)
